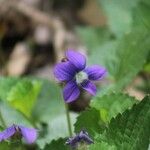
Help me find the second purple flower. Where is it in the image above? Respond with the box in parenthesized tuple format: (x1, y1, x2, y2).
(0, 124, 37, 144)
(54, 50, 106, 103)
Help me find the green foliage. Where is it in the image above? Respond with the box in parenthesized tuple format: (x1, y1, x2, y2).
(88, 40, 117, 69)
(0, 141, 27, 150)
(109, 30, 150, 89)
(76, 27, 112, 51)
(97, 0, 150, 36)
(74, 93, 137, 140)
(37, 113, 77, 149)
(43, 138, 69, 150)
(89, 96, 150, 150)
(74, 108, 102, 138)
(0, 142, 10, 150)
(0, 77, 41, 118)
(77, 0, 150, 95)
(32, 80, 77, 148)
(7, 80, 41, 117)
(0, 101, 32, 127)
(134, 0, 150, 29)
(32, 80, 64, 122)
(0, 77, 18, 100)
(89, 141, 117, 150)
(0, 77, 77, 149)
(78, 27, 150, 92)
(91, 93, 137, 123)
(98, 0, 139, 37)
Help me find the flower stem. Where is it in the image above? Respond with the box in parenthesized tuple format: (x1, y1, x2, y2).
(0, 110, 6, 128)
(64, 103, 73, 137)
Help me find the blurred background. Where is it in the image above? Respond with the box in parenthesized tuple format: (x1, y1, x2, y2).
(0, 0, 150, 108)
(0, 0, 106, 77)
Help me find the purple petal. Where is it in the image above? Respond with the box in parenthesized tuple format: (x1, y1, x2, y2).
(54, 61, 76, 81)
(66, 50, 86, 71)
(66, 137, 79, 148)
(84, 65, 107, 81)
(19, 126, 37, 144)
(0, 125, 16, 142)
(79, 130, 93, 144)
(81, 80, 96, 95)
(63, 80, 80, 103)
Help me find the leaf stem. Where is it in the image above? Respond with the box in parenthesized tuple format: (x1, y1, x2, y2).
(64, 102, 73, 137)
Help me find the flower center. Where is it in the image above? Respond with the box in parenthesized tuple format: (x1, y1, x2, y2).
(75, 71, 88, 84)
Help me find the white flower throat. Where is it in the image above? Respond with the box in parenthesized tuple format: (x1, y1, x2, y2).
(75, 71, 88, 84)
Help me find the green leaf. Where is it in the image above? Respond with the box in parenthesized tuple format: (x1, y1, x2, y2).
(98, 0, 139, 37)
(74, 108, 102, 138)
(134, 0, 150, 30)
(78, 28, 150, 95)
(0, 77, 42, 118)
(0, 77, 18, 100)
(7, 79, 41, 117)
(31, 80, 78, 149)
(32, 80, 65, 122)
(90, 95, 150, 150)
(0, 142, 10, 150)
(92, 29, 149, 92)
(89, 141, 117, 150)
(37, 113, 77, 149)
(74, 93, 137, 139)
(141, 0, 150, 5)
(91, 93, 137, 123)
(76, 27, 112, 51)
(43, 138, 69, 150)
(0, 101, 32, 127)
(110, 30, 150, 89)
(87, 39, 117, 71)
(77, 27, 117, 76)
(108, 95, 150, 149)
(0, 142, 26, 150)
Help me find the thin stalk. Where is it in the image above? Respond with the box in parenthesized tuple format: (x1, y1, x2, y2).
(0, 110, 6, 128)
(64, 102, 73, 137)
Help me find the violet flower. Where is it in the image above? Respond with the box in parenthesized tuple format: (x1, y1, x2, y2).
(66, 130, 93, 148)
(0, 124, 37, 144)
(54, 50, 106, 103)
